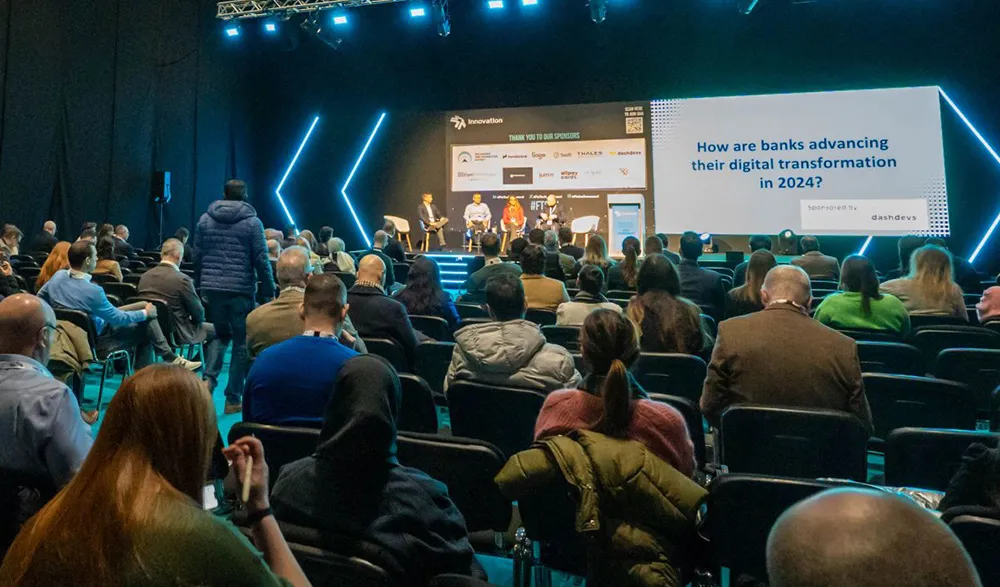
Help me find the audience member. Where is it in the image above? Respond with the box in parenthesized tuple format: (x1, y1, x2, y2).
(925, 236, 983, 294)
(281, 225, 297, 249)
(1, 224, 23, 255)
(543, 229, 577, 280)
(791, 235, 840, 280)
(527, 228, 545, 246)
(393, 256, 459, 333)
(245, 274, 358, 425)
(271, 355, 483, 585)
(733, 234, 773, 288)
(767, 489, 981, 587)
(294, 235, 322, 268)
(885, 235, 927, 280)
(77, 228, 96, 243)
(0, 365, 309, 586)
(677, 231, 727, 321)
(174, 226, 194, 263)
(316, 226, 334, 257)
(556, 265, 622, 326)
(297, 229, 318, 253)
(326, 237, 357, 275)
(463, 232, 521, 295)
(655, 233, 682, 264)
(627, 253, 707, 355)
(644, 235, 664, 257)
(28, 221, 58, 255)
(98, 223, 114, 241)
(815, 255, 910, 335)
(138, 238, 224, 391)
(35, 241, 71, 290)
(446, 273, 580, 392)
(509, 237, 528, 263)
(701, 265, 872, 430)
(607, 236, 641, 291)
(266, 238, 280, 277)
(348, 255, 420, 367)
(111, 224, 137, 260)
(80, 221, 97, 234)
(520, 244, 570, 311)
(976, 286, 1000, 324)
(580, 234, 615, 273)
(247, 246, 363, 358)
(381, 220, 408, 263)
(194, 179, 275, 414)
(91, 236, 123, 281)
(367, 230, 397, 289)
(0, 250, 17, 300)
(725, 249, 777, 318)
(536, 309, 695, 475)
(264, 228, 284, 242)
(880, 245, 967, 321)
(558, 226, 585, 260)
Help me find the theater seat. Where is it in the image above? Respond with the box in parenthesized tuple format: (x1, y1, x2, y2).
(933, 348, 1000, 415)
(227, 422, 320, 490)
(447, 382, 546, 459)
(396, 374, 438, 434)
(632, 353, 707, 403)
(856, 341, 924, 375)
(862, 374, 977, 446)
(885, 427, 1000, 491)
(363, 338, 409, 373)
(908, 325, 1000, 365)
(649, 393, 707, 467)
(948, 515, 1000, 587)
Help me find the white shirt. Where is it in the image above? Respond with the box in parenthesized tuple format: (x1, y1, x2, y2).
(424, 203, 436, 222)
(464, 202, 492, 225)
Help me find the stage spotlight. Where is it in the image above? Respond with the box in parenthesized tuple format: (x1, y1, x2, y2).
(432, 0, 450, 37)
(522, 0, 539, 5)
(332, 14, 348, 25)
(262, 20, 278, 34)
(737, 0, 761, 15)
(223, 22, 241, 38)
(589, 0, 607, 23)
(488, 0, 504, 8)
(410, 6, 427, 17)
(300, 16, 343, 50)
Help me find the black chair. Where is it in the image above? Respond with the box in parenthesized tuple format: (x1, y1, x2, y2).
(885, 427, 1000, 491)
(949, 515, 1000, 587)
(409, 315, 452, 342)
(1, 470, 56, 557)
(100, 281, 136, 305)
(606, 290, 635, 302)
(393, 263, 410, 284)
(704, 474, 840, 582)
(984, 320, 1000, 335)
(811, 279, 840, 290)
(836, 327, 904, 343)
(455, 303, 490, 320)
(53, 308, 132, 411)
(363, 338, 408, 373)
(89, 273, 118, 286)
(448, 381, 546, 459)
(227, 422, 320, 490)
(933, 348, 1000, 415)
(541, 325, 580, 351)
(524, 308, 557, 327)
(908, 325, 1000, 367)
(648, 393, 707, 467)
(993, 385, 1000, 432)
(856, 341, 924, 375)
(700, 314, 717, 338)
(632, 353, 707, 403)
(277, 522, 400, 587)
(331, 271, 356, 289)
(396, 374, 438, 434)
(718, 405, 869, 481)
(414, 341, 455, 400)
(909, 314, 970, 329)
(863, 373, 978, 443)
(15, 266, 40, 286)
(10, 254, 37, 267)
(457, 317, 492, 328)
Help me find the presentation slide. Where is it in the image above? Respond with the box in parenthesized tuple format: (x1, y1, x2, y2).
(651, 87, 949, 236)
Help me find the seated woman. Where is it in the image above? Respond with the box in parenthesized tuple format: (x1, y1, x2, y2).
(35, 241, 71, 290)
(326, 237, 357, 275)
(725, 249, 776, 318)
(815, 255, 910, 335)
(393, 256, 460, 332)
(606, 236, 640, 292)
(579, 234, 616, 274)
(0, 365, 308, 586)
(91, 236, 123, 281)
(556, 265, 623, 326)
(627, 253, 708, 355)
(271, 355, 483, 585)
(536, 309, 696, 476)
(880, 245, 967, 321)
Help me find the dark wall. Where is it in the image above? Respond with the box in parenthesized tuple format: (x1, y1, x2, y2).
(0, 0, 252, 250)
(243, 0, 1000, 275)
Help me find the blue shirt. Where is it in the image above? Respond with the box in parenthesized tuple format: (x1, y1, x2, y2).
(0, 355, 93, 486)
(37, 270, 146, 334)
(245, 335, 359, 425)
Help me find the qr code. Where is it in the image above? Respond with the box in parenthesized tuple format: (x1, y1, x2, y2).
(626, 116, 643, 134)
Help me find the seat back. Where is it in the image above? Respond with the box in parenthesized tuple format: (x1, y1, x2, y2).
(447, 381, 546, 458)
(53, 308, 98, 350)
(89, 273, 118, 286)
(632, 353, 707, 403)
(396, 374, 438, 434)
(1, 470, 56, 558)
(719, 405, 869, 481)
(525, 308, 557, 326)
(383, 215, 411, 234)
(606, 289, 635, 301)
(455, 303, 490, 320)
(700, 313, 718, 338)
(836, 328, 904, 343)
(227, 422, 320, 489)
(909, 325, 1000, 364)
(811, 279, 840, 290)
(409, 315, 452, 342)
(885, 427, 1000, 491)
(949, 515, 1000, 587)
(910, 314, 970, 329)
(393, 263, 409, 284)
(414, 341, 455, 398)
(570, 215, 599, 234)
(279, 523, 399, 587)
(933, 348, 1000, 414)
(101, 281, 138, 302)
(648, 393, 707, 466)
(856, 341, 924, 375)
(863, 373, 978, 440)
(396, 432, 511, 533)
(126, 297, 174, 345)
(362, 338, 408, 373)
(541, 325, 580, 351)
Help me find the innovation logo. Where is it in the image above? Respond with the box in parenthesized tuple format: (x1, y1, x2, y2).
(458, 151, 472, 163)
(450, 114, 504, 130)
(450, 115, 467, 130)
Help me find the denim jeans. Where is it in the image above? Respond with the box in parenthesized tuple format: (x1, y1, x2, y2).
(206, 293, 254, 404)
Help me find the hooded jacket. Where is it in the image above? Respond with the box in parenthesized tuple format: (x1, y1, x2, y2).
(443, 319, 581, 394)
(496, 430, 707, 587)
(193, 200, 275, 297)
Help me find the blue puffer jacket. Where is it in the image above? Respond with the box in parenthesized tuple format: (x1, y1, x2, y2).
(194, 200, 275, 298)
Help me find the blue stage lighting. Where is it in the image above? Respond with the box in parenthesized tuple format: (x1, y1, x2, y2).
(410, 7, 427, 17)
(263, 21, 277, 33)
(275, 116, 320, 232)
(857, 235, 873, 256)
(224, 23, 241, 38)
(340, 112, 388, 249)
(488, 0, 504, 8)
(333, 14, 348, 25)
(522, 0, 538, 5)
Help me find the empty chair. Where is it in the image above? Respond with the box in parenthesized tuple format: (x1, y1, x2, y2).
(396, 374, 438, 434)
(910, 314, 969, 329)
(836, 327, 904, 343)
(409, 315, 452, 342)
(227, 422, 320, 490)
(718, 405, 869, 481)
(908, 325, 1000, 367)
(856, 341, 924, 375)
(948, 515, 1000, 587)
(123, 273, 142, 286)
(455, 303, 490, 320)
(885, 427, 1000, 491)
(541, 325, 580, 351)
(363, 338, 408, 372)
(632, 353, 707, 403)
(933, 348, 1000, 414)
(524, 308, 556, 326)
(863, 373, 977, 442)
(649, 393, 707, 467)
(53, 308, 132, 411)
(89, 273, 118, 286)
(414, 341, 455, 399)
(447, 381, 546, 459)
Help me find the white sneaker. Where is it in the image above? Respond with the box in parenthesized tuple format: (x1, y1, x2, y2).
(171, 356, 202, 371)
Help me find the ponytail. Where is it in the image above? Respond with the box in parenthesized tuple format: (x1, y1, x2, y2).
(595, 359, 632, 438)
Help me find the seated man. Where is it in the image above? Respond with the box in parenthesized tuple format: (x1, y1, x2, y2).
(463, 232, 521, 296)
(29, 221, 58, 255)
(37, 241, 199, 372)
(417, 192, 447, 250)
(247, 246, 364, 358)
(677, 231, 726, 322)
(558, 226, 584, 260)
(768, 488, 981, 587)
(463, 193, 492, 248)
(367, 230, 397, 289)
(791, 235, 841, 281)
(654, 233, 681, 264)
(520, 244, 569, 311)
(700, 265, 872, 432)
(347, 255, 420, 368)
(544, 230, 578, 280)
(733, 234, 772, 288)
(137, 238, 224, 391)
(381, 220, 407, 264)
(446, 273, 580, 393)
(244, 274, 358, 425)
(112, 224, 138, 260)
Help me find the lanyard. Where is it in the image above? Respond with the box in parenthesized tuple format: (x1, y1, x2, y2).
(304, 331, 337, 339)
(768, 299, 809, 315)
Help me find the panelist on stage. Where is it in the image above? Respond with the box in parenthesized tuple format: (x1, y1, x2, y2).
(463, 193, 492, 248)
(417, 192, 448, 250)
(537, 194, 565, 230)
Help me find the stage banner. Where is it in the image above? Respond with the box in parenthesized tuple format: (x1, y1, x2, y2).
(444, 101, 654, 240)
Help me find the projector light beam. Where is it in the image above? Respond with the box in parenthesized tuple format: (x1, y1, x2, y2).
(275, 116, 320, 232)
(340, 112, 387, 249)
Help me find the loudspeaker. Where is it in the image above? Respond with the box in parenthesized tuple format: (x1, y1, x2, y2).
(152, 171, 171, 204)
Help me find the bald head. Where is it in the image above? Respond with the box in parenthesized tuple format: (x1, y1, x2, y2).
(767, 489, 981, 587)
(357, 254, 386, 286)
(762, 265, 812, 307)
(43, 221, 56, 235)
(0, 294, 56, 364)
(276, 246, 311, 288)
(373, 230, 388, 249)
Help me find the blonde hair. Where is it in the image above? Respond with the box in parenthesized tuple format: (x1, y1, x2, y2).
(908, 245, 957, 309)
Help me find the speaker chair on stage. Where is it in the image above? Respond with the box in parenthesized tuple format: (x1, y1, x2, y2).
(465, 224, 492, 253)
(570, 216, 599, 246)
(501, 217, 528, 253)
(383, 215, 412, 252)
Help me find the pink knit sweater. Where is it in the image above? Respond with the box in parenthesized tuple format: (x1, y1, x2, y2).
(534, 389, 697, 477)
(977, 286, 1000, 324)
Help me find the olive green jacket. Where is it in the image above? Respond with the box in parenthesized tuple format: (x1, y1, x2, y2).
(495, 430, 707, 587)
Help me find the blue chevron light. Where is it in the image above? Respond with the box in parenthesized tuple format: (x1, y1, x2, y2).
(856, 235, 874, 256)
(340, 111, 387, 249)
(275, 116, 320, 232)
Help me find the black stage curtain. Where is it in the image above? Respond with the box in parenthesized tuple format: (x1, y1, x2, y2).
(0, 0, 253, 250)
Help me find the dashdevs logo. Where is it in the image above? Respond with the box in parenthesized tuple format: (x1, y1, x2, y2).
(450, 114, 503, 130)
(872, 214, 918, 222)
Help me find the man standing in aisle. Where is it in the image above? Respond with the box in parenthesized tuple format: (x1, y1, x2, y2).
(463, 193, 492, 249)
(195, 179, 275, 414)
(417, 192, 448, 250)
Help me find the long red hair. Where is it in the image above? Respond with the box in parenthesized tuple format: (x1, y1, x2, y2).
(35, 241, 71, 290)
